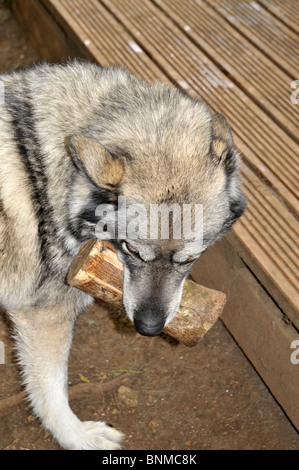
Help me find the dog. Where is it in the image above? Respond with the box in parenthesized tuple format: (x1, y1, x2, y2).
(0, 61, 246, 449)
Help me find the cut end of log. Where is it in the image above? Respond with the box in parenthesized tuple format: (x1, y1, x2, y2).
(67, 240, 124, 305)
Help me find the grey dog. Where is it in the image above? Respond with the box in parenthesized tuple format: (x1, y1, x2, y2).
(0, 62, 246, 449)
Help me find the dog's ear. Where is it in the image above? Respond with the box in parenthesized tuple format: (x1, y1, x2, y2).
(211, 114, 246, 219)
(211, 113, 237, 174)
(67, 135, 125, 189)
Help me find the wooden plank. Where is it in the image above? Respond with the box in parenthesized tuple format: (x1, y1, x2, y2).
(205, 0, 298, 78)
(258, 0, 299, 34)
(154, 0, 298, 142)
(191, 237, 299, 432)
(102, 0, 299, 213)
(40, 0, 166, 83)
(231, 161, 299, 328)
(232, 164, 299, 328)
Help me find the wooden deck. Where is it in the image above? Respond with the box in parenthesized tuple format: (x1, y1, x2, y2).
(13, 0, 299, 429)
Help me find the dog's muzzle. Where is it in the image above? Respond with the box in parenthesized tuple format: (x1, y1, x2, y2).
(133, 314, 165, 337)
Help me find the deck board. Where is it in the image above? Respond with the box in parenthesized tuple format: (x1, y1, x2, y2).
(205, 0, 298, 78)
(43, 0, 166, 82)
(258, 0, 299, 34)
(154, 0, 298, 141)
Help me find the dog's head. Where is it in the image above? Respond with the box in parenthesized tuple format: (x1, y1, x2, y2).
(68, 81, 246, 336)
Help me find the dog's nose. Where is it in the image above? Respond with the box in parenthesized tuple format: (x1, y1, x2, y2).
(134, 318, 165, 337)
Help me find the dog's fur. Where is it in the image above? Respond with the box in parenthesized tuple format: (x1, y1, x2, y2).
(0, 62, 246, 449)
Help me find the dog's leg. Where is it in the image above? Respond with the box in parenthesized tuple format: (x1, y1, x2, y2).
(11, 303, 123, 450)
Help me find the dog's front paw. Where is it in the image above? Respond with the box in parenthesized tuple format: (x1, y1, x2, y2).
(68, 421, 123, 450)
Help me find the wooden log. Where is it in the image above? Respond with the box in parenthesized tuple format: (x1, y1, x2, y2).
(68, 240, 124, 306)
(67, 240, 226, 347)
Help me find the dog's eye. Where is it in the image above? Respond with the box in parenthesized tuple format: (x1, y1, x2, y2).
(179, 257, 196, 265)
(127, 245, 138, 255)
(122, 241, 140, 258)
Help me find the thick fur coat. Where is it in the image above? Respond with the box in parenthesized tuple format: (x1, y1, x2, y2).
(0, 62, 246, 449)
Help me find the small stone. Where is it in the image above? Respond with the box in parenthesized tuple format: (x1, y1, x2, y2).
(118, 385, 139, 407)
(149, 420, 158, 434)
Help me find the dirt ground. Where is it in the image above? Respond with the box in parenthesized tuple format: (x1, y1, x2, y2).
(0, 4, 298, 451)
